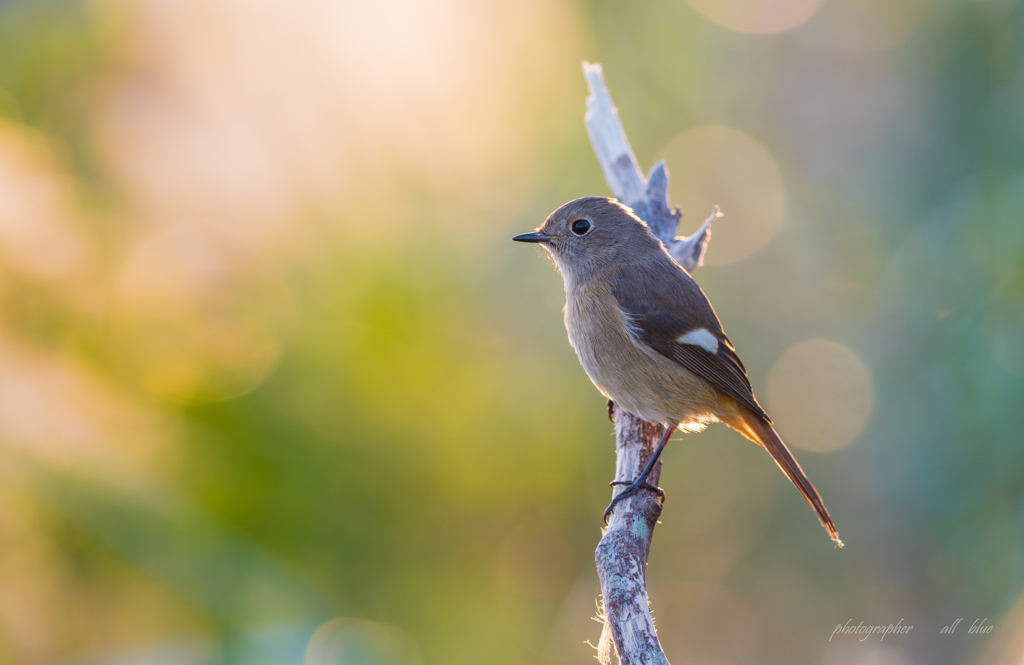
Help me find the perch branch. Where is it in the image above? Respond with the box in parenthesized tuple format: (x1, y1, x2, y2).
(583, 60, 721, 665)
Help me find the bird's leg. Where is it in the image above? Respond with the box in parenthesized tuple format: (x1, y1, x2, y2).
(607, 399, 615, 423)
(603, 425, 676, 524)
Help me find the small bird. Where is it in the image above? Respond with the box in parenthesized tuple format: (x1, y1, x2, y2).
(513, 196, 841, 546)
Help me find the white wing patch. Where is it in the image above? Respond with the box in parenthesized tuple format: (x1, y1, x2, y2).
(676, 328, 719, 354)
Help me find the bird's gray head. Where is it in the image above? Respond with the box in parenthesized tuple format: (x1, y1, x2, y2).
(512, 196, 663, 282)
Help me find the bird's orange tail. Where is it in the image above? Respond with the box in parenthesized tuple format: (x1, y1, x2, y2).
(723, 410, 843, 547)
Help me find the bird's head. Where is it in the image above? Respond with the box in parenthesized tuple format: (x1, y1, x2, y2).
(512, 196, 663, 282)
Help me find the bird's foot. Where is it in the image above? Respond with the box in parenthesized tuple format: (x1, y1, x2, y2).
(607, 399, 615, 423)
(603, 479, 664, 524)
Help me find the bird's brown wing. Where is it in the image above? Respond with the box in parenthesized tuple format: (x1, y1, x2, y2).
(609, 263, 771, 423)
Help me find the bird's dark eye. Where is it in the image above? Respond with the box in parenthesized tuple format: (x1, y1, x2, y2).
(571, 219, 592, 235)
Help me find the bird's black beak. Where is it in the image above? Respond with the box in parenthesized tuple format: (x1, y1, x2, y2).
(512, 231, 551, 243)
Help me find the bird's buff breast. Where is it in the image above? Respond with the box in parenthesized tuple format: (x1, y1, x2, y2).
(563, 279, 720, 429)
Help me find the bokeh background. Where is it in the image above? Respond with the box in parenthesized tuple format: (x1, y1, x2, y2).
(0, 0, 1022, 663)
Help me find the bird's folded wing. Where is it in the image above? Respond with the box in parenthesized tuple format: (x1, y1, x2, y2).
(609, 265, 771, 423)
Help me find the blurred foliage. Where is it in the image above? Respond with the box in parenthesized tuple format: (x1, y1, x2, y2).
(0, 0, 121, 181)
(0, 0, 1022, 664)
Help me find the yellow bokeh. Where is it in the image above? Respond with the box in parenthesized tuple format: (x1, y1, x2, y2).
(765, 339, 873, 453)
(688, 0, 824, 34)
(656, 125, 785, 265)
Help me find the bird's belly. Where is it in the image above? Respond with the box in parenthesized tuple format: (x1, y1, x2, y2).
(565, 292, 720, 429)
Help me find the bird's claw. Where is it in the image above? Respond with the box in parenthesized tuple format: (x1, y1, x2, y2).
(607, 399, 615, 423)
(603, 480, 664, 524)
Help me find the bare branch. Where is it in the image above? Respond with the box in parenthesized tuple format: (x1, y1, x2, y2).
(582, 61, 646, 205)
(582, 61, 720, 665)
(668, 205, 721, 271)
(596, 414, 669, 665)
(582, 61, 720, 273)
